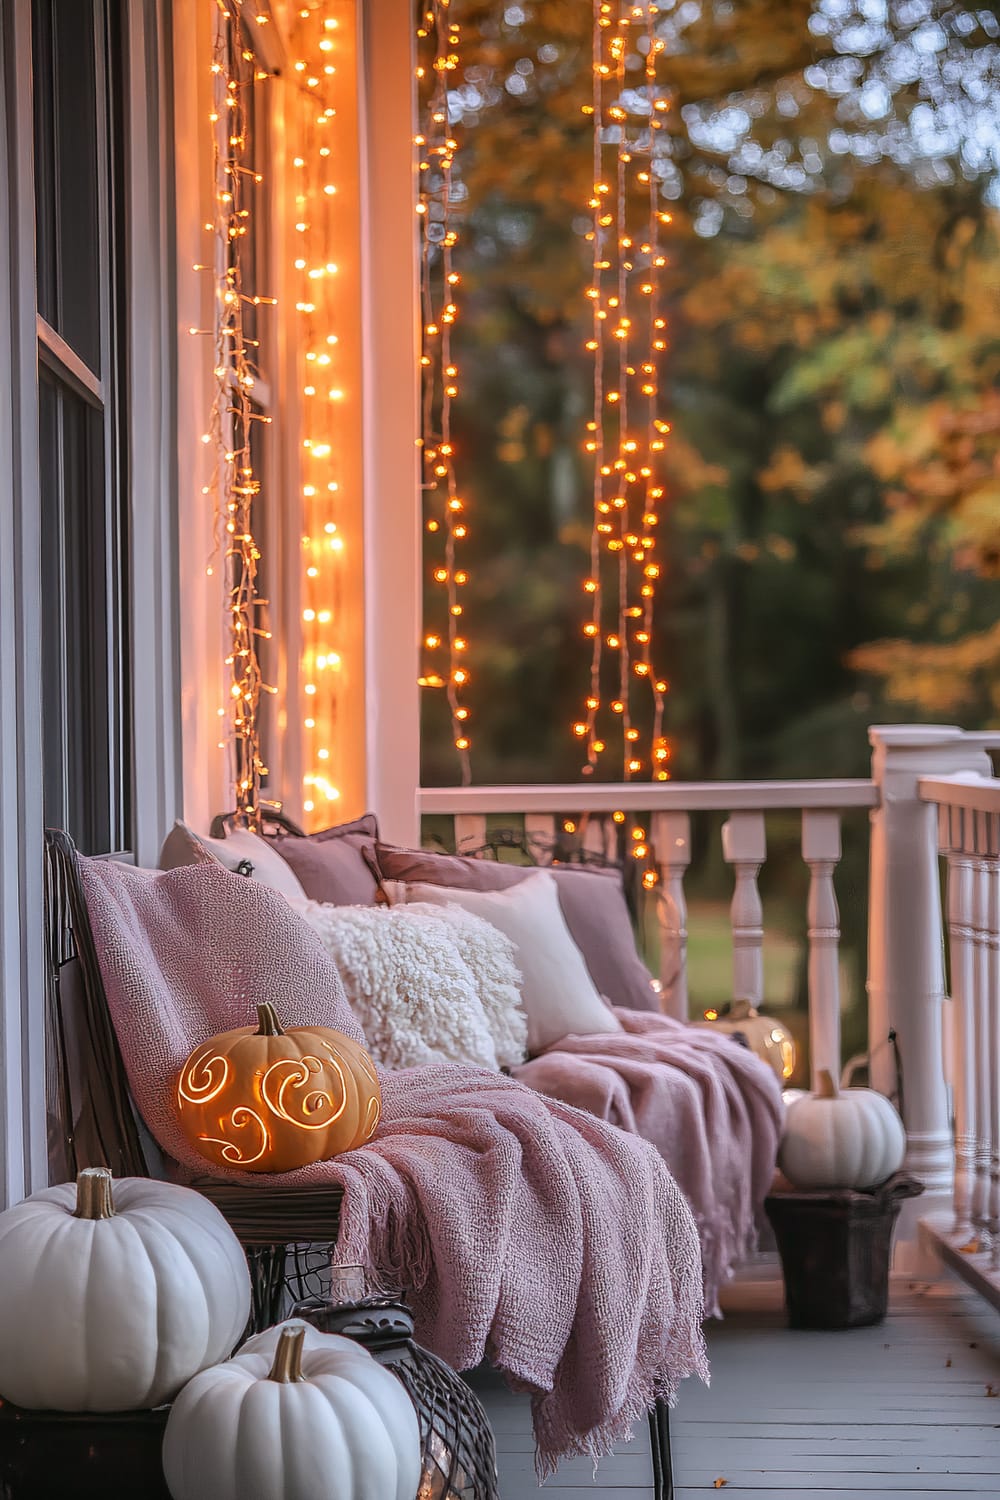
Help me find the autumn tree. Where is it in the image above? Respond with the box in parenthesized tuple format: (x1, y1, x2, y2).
(418, 0, 1000, 790)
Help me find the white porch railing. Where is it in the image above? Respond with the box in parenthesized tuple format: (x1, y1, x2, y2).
(918, 771, 1000, 1308)
(420, 777, 876, 1090)
(419, 724, 1000, 1261)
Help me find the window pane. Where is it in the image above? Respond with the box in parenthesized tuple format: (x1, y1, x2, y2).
(32, 0, 102, 372)
(39, 371, 130, 855)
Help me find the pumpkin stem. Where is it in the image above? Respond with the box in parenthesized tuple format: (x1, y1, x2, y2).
(816, 1069, 839, 1101)
(268, 1323, 307, 1383)
(74, 1167, 115, 1221)
(256, 1002, 285, 1037)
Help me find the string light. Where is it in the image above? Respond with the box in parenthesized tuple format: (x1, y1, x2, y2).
(578, 1, 671, 785)
(199, 0, 276, 828)
(287, 4, 347, 825)
(416, 1, 472, 784)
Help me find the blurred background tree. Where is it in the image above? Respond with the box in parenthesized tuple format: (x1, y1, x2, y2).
(417, 0, 1000, 1050)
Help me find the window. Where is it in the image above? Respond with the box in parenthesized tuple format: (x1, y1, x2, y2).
(31, 0, 131, 854)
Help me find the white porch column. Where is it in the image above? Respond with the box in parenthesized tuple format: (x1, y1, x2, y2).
(868, 726, 997, 1219)
(359, 0, 422, 846)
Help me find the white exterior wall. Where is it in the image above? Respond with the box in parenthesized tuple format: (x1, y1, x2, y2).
(173, 0, 232, 836)
(172, 0, 421, 842)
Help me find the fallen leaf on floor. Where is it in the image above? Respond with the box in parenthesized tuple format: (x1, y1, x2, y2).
(946, 1359, 952, 1367)
(713, 1481, 728, 1490)
(986, 1386, 998, 1398)
(960, 1238, 980, 1255)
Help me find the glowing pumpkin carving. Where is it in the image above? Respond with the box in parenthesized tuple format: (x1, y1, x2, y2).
(177, 1003, 381, 1173)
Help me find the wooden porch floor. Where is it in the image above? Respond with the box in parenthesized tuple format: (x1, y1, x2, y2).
(466, 1266, 1000, 1497)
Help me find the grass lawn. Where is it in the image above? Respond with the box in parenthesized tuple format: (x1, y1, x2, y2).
(683, 901, 802, 1016)
(639, 898, 802, 1017)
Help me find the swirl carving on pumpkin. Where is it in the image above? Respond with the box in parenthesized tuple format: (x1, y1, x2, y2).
(177, 1051, 231, 1105)
(348, 1045, 379, 1087)
(200, 1106, 269, 1166)
(260, 1054, 349, 1130)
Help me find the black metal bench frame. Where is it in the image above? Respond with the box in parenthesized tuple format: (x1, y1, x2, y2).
(42, 827, 673, 1498)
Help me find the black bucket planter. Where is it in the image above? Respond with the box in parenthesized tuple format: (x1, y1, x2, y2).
(764, 1173, 924, 1330)
(0, 1406, 171, 1500)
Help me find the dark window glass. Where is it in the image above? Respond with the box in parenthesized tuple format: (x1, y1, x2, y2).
(31, 0, 103, 374)
(38, 372, 128, 853)
(33, 0, 131, 855)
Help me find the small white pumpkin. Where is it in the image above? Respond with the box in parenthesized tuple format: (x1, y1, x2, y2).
(0, 1168, 251, 1410)
(779, 1070, 906, 1190)
(162, 1320, 421, 1500)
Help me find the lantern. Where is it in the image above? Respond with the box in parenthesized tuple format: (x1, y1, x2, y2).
(176, 1003, 381, 1172)
(292, 1266, 498, 1500)
(696, 998, 797, 1083)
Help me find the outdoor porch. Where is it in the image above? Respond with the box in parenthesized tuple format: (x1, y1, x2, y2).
(471, 1266, 1000, 1497)
(1, 0, 999, 1496)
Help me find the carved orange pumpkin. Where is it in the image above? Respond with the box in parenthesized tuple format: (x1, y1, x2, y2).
(177, 1003, 381, 1173)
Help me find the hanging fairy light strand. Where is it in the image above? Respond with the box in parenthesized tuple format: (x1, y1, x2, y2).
(197, 0, 276, 828)
(576, 0, 671, 783)
(415, 0, 472, 785)
(286, 4, 347, 824)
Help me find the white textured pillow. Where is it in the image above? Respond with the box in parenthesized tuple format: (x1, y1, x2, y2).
(402, 871, 621, 1055)
(408, 902, 527, 1067)
(289, 898, 527, 1071)
(158, 820, 308, 904)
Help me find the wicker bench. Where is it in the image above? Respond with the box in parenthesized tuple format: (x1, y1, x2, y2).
(42, 827, 674, 1498)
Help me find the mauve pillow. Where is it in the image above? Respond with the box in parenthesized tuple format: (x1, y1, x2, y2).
(272, 814, 381, 907)
(158, 821, 308, 904)
(375, 841, 661, 1013)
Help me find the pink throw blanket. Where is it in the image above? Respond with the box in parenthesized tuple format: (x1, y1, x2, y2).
(513, 1012, 783, 1317)
(79, 858, 707, 1470)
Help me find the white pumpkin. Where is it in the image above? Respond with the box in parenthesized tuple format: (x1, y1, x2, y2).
(779, 1070, 906, 1190)
(162, 1320, 421, 1500)
(0, 1168, 250, 1410)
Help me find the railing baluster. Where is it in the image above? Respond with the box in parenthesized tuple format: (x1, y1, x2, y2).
(722, 812, 766, 1008)
(582, 816, 606, 859)
(524, 813, 556, 861)
(801, 810, 843, 1088)
(652, 812, 691, 1022)
(945, 805, 977, 1242)
(454, 814, 487, 854)
(972, 815, 992, 1234)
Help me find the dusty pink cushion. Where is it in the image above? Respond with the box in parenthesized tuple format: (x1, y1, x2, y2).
(271, 814, 381, 907)
(375, 842, 661, 1014)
